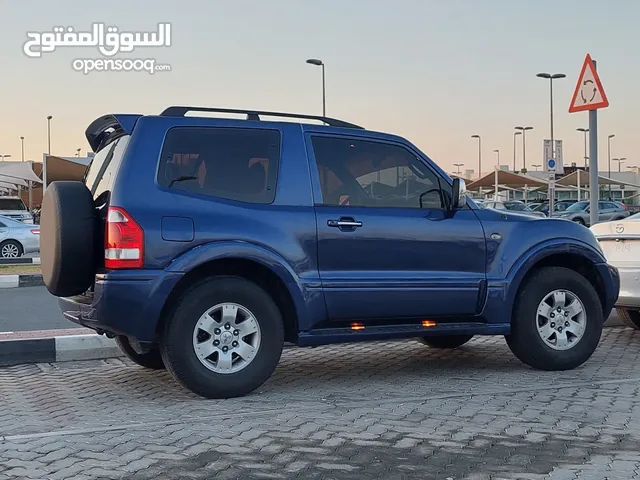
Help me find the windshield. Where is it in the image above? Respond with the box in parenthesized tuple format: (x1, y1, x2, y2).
(566, 201, 589, 212)
(0, 198, 26, 211)
(504, 202, 527, 211)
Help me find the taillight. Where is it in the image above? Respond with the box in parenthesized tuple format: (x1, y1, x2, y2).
(30, 229, 40, 235)
(104, 207, 144, 269)
(623, 204, 628, 210)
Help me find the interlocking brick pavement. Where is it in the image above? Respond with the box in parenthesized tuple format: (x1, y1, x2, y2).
(2, 328, 640, 479)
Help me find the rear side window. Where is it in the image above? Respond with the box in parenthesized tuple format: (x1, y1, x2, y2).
(0, 199, 26, 210)
(157, 127, 281, 204)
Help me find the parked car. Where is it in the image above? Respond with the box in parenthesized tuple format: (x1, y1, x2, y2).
(553, 200, 630, 226)
(0, 196, 33, 224)
(0, 215, 40, 258)
(483, 200, 546, 218)
(40, 106, 620, 399)
(474, 200, 487, 209)
(591, 214, 640, 328)
(532, 200, 577, 216)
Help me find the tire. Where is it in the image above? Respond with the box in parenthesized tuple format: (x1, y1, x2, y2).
(115, 336, 165, 370)
(573, 218, 585, 226)
(160, 276, 285, 399)
(40, 181, 97, 297)
(506, 266, 603, 371)
(616, 308, 640, 330)
(418, 335, 473, 349)
(0, 240, 23, 258)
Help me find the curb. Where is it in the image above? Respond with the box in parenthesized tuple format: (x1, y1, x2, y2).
(0, 257, 40, 265)
(0, 329, 121, 367)
(0, 274, 44, 288)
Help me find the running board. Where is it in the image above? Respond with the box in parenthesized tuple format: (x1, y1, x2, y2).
(297, 322, 510, 347)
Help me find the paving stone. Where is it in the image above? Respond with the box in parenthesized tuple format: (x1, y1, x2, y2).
(0, 330, 640, 478)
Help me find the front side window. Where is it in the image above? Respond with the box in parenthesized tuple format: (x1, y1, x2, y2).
(311, 136, 451, 209)
(157, 127, 281, 204)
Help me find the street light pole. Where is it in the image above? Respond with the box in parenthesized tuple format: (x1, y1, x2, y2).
(20, 137, 25, 162)
(577, 128, 589, 167)
(607, 134, 615, 200)
(514, 126, 533, 171)
(513, 131, 521, 172)
(493, 149, 500, 165)
(47, 116, 53, 155)
(536, 72, 566, 215)
(453, 163, 464, 175)
(306, 59, 326, 117)
(471, 135, 481, 179)
(613, 157, 626, 172)
(532, 164, 542, 171)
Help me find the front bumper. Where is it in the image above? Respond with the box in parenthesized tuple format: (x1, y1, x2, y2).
(58, 269, 183, 342)
(597, 263, 620, 318)
(614, 266, 640, 309)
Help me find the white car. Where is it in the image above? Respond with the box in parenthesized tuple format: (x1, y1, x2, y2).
(0, 196, 33, 224)
(591, 214, 640, 328)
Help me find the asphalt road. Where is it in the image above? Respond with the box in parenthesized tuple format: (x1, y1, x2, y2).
(0, 286, 76, 332)
(0, 285, 626, 333)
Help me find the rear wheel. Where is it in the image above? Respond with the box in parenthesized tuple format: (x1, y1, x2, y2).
(616, 308, 640, 330)
(0, 240, 23, 258)
(418, 335, 473, 349)
(573, 218, 585, 226)
(160, 276, 284, 399)
(506, 266, 602, 371)
(115, 336, 165, 370)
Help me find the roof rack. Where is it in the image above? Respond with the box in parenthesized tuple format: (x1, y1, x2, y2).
(160, 106, 364, 129)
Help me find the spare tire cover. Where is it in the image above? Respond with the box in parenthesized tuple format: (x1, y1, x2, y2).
(41, 181, 96, 297)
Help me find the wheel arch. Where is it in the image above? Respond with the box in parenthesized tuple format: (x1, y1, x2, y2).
(506, 242, 608, 323)
(158, 243, 309, 343)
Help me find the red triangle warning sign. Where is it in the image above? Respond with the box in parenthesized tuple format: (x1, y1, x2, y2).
(569, 54, 609, 113)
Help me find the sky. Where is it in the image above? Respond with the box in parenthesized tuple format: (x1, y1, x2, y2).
(0, 0, 638, 176)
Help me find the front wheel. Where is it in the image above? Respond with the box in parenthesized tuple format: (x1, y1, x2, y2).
(418, 335, 473, 349)
(573, 218, 585, 226)
(160, 276, 284, 399)
(616, 308, 640, 330)
(506, 266, 602, 371)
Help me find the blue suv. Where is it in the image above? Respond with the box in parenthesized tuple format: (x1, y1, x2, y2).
(40, 107, 620, 399)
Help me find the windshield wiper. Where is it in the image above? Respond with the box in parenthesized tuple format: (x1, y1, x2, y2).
(168, 175, 198, 188)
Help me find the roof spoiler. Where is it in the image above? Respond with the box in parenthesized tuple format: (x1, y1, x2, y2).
(85, 114, 142, 152)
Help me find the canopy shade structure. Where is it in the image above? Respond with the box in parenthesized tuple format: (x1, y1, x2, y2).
(43, 155, 88, 188)
(0, 161, 43, 185)
(466, 170, 548, 190)
(533, 171, 640, 192)
(557, 170, 639, 188)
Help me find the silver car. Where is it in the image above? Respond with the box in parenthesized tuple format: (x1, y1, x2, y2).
(484, 200, 546, 218)
(0, 215, 40, 258)
(553, 200, 630, 226)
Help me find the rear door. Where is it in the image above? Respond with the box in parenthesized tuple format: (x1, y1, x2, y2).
(307, 134, 487, 321)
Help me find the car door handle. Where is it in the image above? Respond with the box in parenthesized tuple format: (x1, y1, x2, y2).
(327, 218, 362, 228)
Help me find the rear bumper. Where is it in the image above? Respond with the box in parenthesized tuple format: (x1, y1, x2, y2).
(58, 269, 183, 342)
(614, 266, 640, 309)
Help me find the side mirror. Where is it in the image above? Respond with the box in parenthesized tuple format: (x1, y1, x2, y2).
(451, 178, 467, 210)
